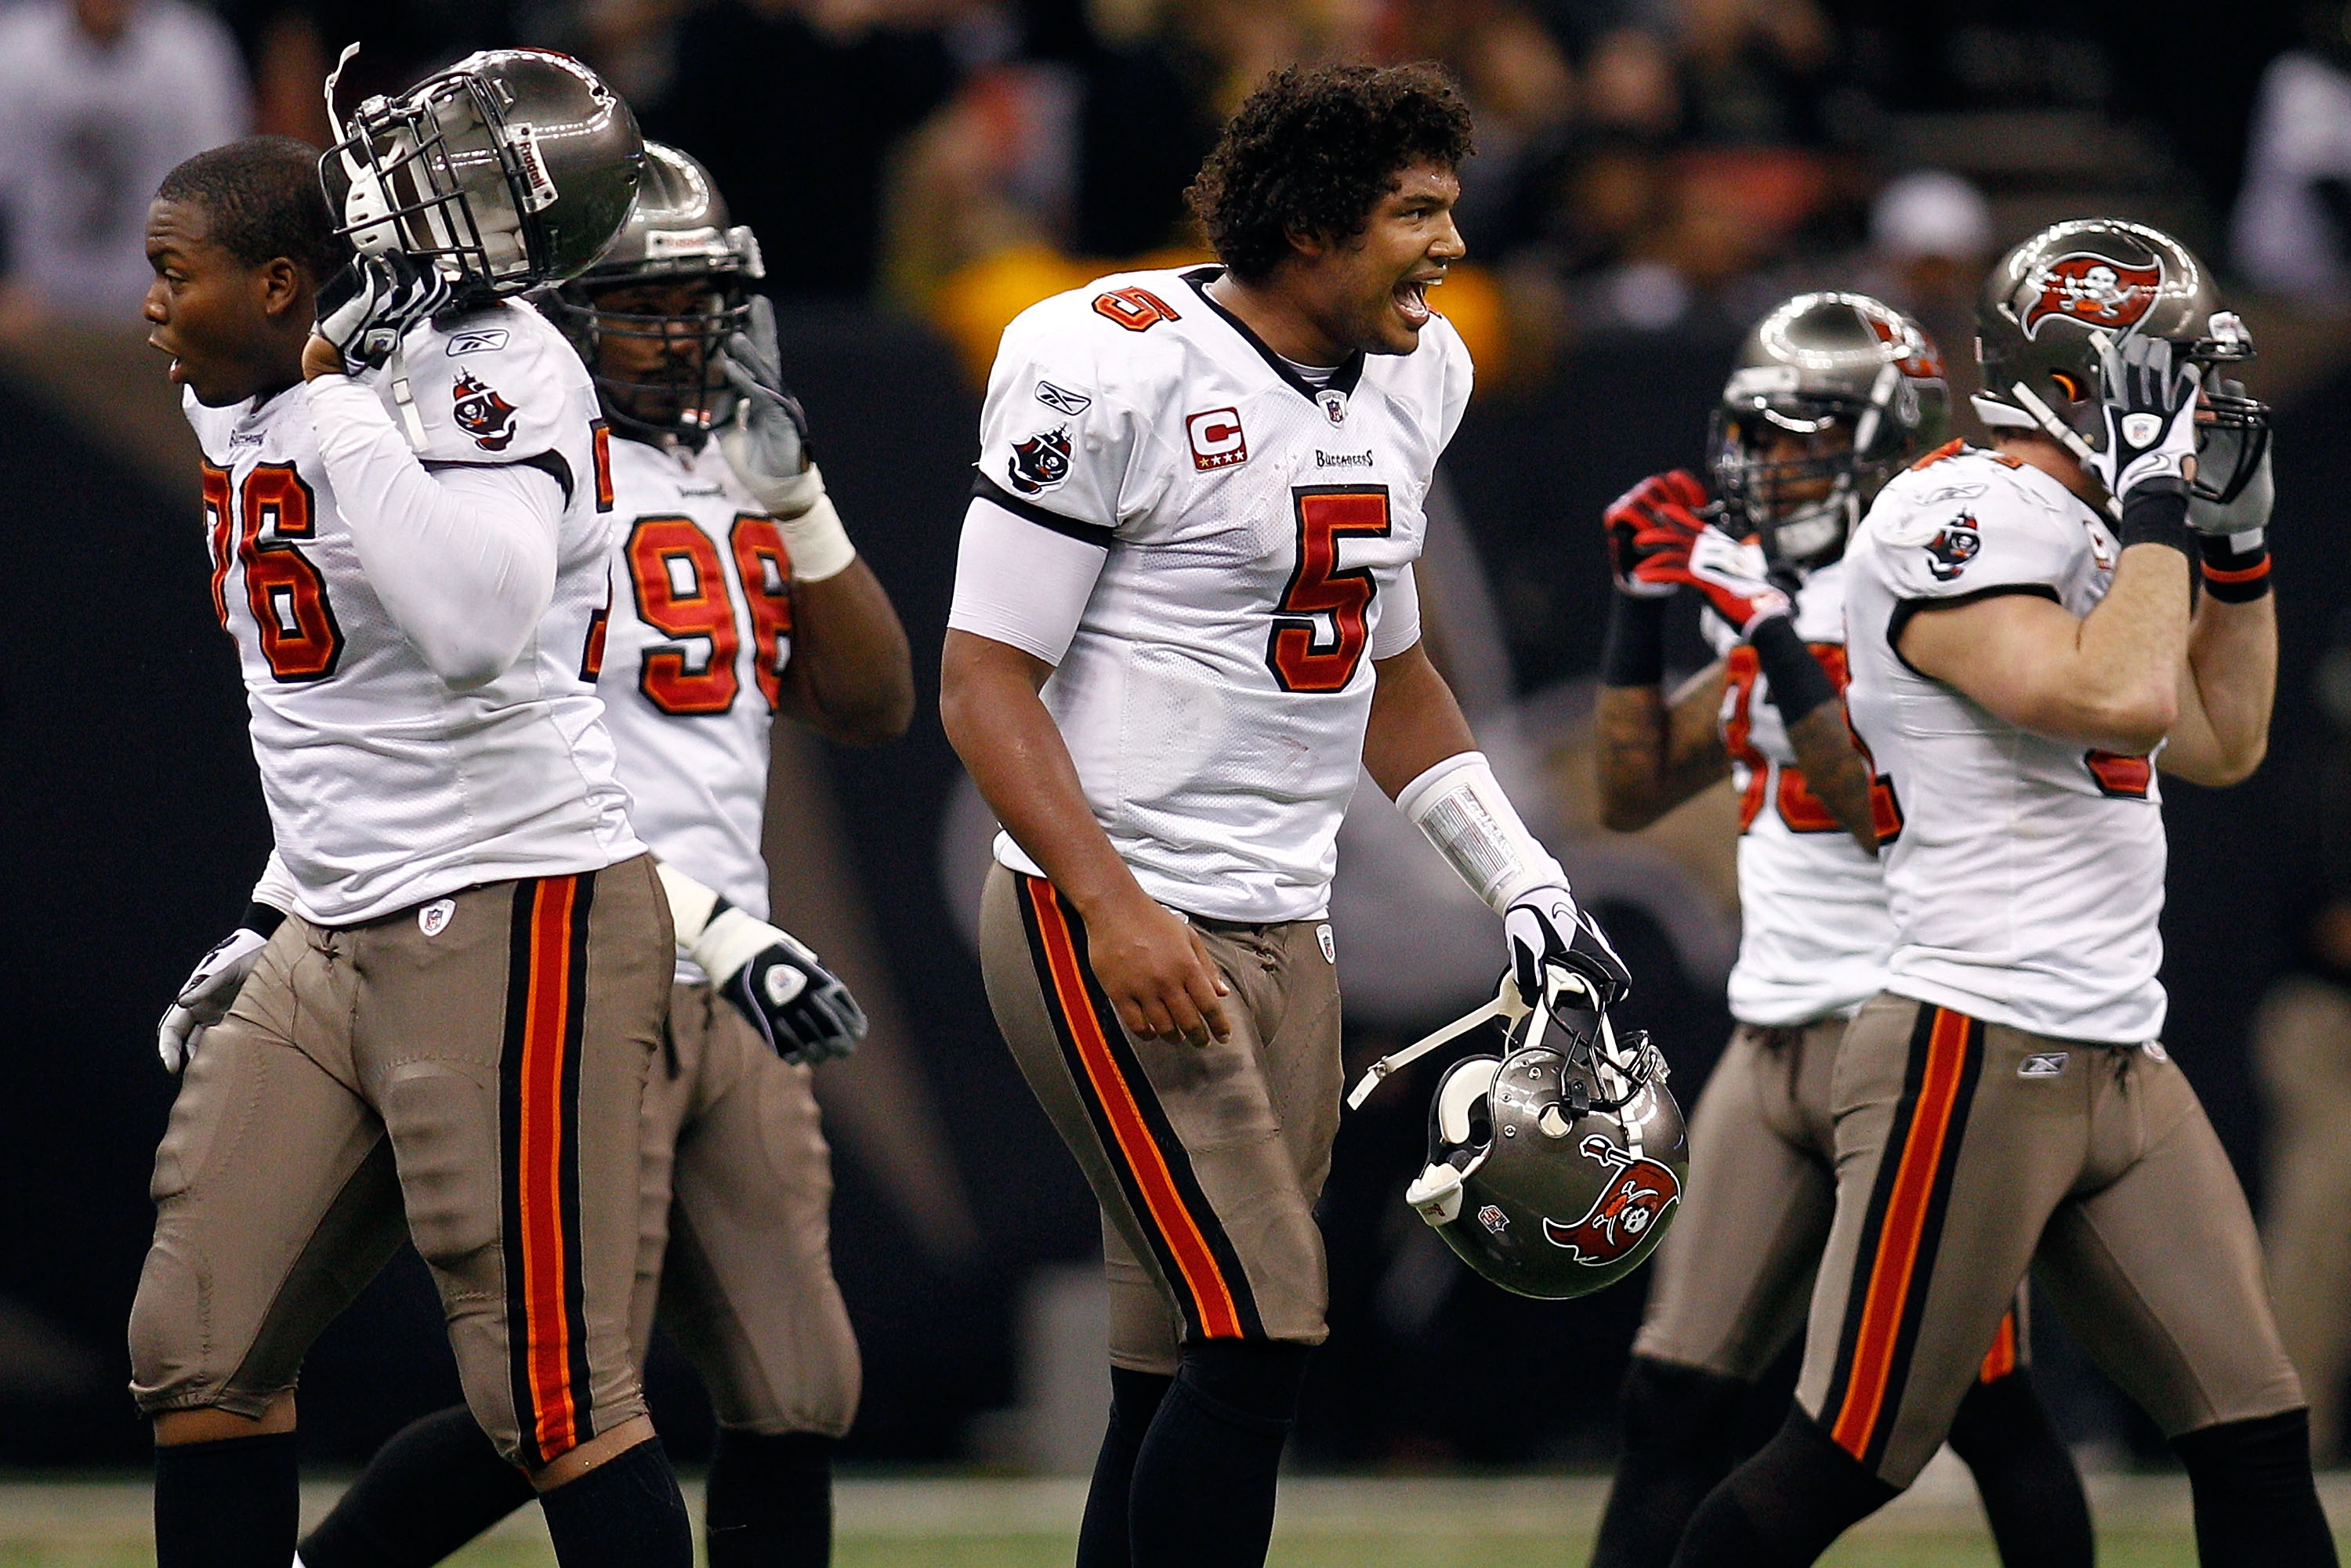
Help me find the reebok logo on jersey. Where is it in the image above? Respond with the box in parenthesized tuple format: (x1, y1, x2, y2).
(445, 328, 510, 357)
(1034, 380, 1092, 417)
(1186, 408, 1248, 471)
(451, 371, 519, 452)
(1008, 426, 1072, 493)
(1924, 512, 1981, 581)
(2019, 1051, 2069, 1078)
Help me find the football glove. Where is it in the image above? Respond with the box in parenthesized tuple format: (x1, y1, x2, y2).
(314, 252, 451, 374)
(1603, 470, 1708, 599)
(1686, 525, 1793, 637)
(1503, 885, 1632, 1013)
(659, 863, 866, 1065)
(157, 925, 273, 1073)
(717, 295, 820, 519)
(2088, 333, 2201, 505)
(2189, 441, 2273, 538)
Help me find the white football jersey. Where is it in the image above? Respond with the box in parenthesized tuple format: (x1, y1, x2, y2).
(1700, 552, 1894, 1026)
(961, 266, 1473, 923)
(591, 434, 789, 947)
(1844, 444, 2165, 1042)
(187, 299, 641, 925)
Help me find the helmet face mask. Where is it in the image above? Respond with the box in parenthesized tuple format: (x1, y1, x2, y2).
(1712, 293, 1949, 573)
(321, 48, 643, 302)
(541, 143, 764, 444)
(1974, 219, 2271, 506)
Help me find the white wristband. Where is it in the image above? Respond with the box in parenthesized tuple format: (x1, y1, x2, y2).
(779, 488, 856, 583)
(656, 861, 780, 983)
(1395, 751, 1566, 914)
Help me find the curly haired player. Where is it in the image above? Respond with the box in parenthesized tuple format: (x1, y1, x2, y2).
(942, 63, 1626, 1568)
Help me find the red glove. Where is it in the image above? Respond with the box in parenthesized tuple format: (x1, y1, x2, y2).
(1603, 470, 1708, 599)
(1686, 526, 1793, 636)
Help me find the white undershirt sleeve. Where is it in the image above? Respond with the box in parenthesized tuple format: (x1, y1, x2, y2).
(308, 374, 563, 689)
(1372, 563, 1422, 660)
(946, 498, 1110, 666)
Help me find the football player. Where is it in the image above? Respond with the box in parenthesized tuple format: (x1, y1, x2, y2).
(1672, 223, 2332, 1568)
(940, 63, 1626, 1568)
(1585, 293, 2091, 1568)
(289, 142, 911, 1568)
(130, 60, 702, 1566)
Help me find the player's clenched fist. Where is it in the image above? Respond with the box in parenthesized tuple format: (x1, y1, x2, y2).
(1603, 469, 1709, 598)
(1082, 890, 1232, 1047)
(1686, 526, 1794, 636)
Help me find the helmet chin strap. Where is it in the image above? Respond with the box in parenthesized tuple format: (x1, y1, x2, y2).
(2006, 378, 2124, 521)
(1347, 975, 1532, 1110)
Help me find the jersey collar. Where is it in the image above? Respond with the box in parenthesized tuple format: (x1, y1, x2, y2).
(1182, 266, 1365, 406)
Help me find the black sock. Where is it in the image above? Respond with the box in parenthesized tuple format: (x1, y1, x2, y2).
(1076, 1367, 1176, 1568)
(2174, 1409, 2341, 1568)
(1947, 1372, 2092, 1568)
(536, 1436, 694, 1568)
(154, 1429, 299, 1568)
(1127, 1341, 1312, 1568)
(705, 1429, 836, 1568)
(1668, 1409, 1895, 1568)
(1589, 1357, 1752, 1568)
(299, 1405, 534, 1568)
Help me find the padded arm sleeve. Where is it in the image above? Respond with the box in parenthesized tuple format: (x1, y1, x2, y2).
(947, 498, 1110, 666)
(309, 375, 564, 688)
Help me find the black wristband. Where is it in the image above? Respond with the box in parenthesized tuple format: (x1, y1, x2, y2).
(241, 901, 287, 938)
(1600, 592, 1669, 687)
(1748, 615, 1838, 726)
(2117, 480, 2192, 556)
(2198, 532, 2272, 603)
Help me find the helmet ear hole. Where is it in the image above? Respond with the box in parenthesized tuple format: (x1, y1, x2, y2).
(2049, 370, 2085, 403)
(1432, 1056, 1502, 1150)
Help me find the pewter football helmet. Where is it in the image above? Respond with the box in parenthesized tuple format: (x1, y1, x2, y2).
(1711, 292, 1950, 571)
(542, 142, 764, 441)
(1363, 970, 1686, 1302)
(1974, 219, 2268, 506)
(321, 47, 644, 301)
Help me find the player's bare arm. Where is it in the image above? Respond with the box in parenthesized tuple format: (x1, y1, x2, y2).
(1361, 639, 1478, 795)
(1898, 552, 2184, 753)
(1594, 666, 1730, 831)
(781, 558, 914, 744)
(940, 628, 1230, 1045)
(2161, 576, 2275, 784)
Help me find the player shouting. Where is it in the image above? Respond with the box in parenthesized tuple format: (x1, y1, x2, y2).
(131, 60, 701, 1566)
(1585, 293, 2090, 1568)
(1672, 223, 2333, 1567)
(941, 63, 1625, 1568)
(291, 142, 911, 1568)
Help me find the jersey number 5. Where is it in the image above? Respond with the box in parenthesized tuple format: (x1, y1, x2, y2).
(622, 514, 795, 715)
(1266, 486, 1391, 693)
(203, 462, 344, 683)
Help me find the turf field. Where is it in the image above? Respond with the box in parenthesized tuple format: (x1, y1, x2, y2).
(2, 1466, 2345, 1565)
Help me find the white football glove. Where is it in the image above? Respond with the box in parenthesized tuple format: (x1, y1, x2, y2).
(2088, 333, 2201, 505)
(1503, 885, 1632, 1012)
(658, 863, 866, 1065)
(157, 926, 273, 1073)
(717, 295, 820, 516)
(314, 252, 451, 374)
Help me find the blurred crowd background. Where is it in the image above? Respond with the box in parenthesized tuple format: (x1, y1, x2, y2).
(13, 0, 2351, 1484)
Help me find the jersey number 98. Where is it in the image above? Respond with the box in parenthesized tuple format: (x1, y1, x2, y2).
(624, 514, 795, 715)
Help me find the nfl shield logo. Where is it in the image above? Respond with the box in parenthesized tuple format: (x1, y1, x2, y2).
(1320, 390, 1347, 425)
